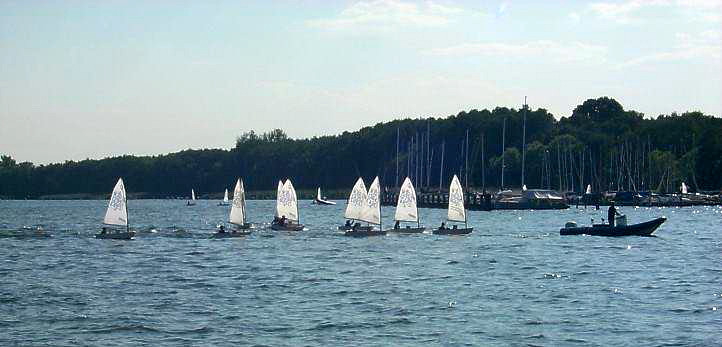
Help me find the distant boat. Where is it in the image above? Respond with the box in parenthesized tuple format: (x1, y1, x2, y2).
(560, 217, 666, 237)
(218, 188, 230, 206)
(387, 177, 425, 233)
(433, 175, 472, 235)
(339, 178, 368, 231)
(271, 179, 304, 231)
(187, 189, 196, 206)
(345, 176, 385, 237)
(213, 179, 251, 238)
(586, 184, 592, 195)
(96, 178, 135, 240)
(681, 182, 688, 194)
(313, 187, 336, 205)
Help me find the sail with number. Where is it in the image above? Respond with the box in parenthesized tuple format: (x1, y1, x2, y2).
(448, 175, 466, 223)
(104, 178, 128, 227)
(345, 178, 367, 220)
(394, 177, 418, 222)
(277, 179, 299, 221)
(229, 179, 245, 225)
(361, 176, 381, 225)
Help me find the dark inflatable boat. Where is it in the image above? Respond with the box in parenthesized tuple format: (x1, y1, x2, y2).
(560, 217, 666, 237)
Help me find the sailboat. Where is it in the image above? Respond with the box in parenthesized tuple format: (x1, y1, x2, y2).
(387, 177, 425, 233)
(313, 187, 336, 205)
(345, 176, 385, 237)
(186, 189, 196, 206)
(96, 178, 135, 240)
(271, 179, 304, 231)
(433, 175, 472, 235)
(213, 179, 251, 238)
(338, 178, 368, 231)
(586, 184, 592, 195)
(218, 188, 230, 206)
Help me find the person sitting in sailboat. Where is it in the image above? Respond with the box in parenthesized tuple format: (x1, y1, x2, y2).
(345, 220, 352, 228)
(439, 222, 446, 230)
(279, 215, 287, 226)
(394, 220, 400, 229)
(218, 225, 226, 233)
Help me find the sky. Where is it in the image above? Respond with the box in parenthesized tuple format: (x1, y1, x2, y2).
(1, 0, 720, 164)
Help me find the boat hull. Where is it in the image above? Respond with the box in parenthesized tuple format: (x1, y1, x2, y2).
(271, 223, 304, 231)
(432, 227, 473, 235)
(95, 231, 135, 240)
(313, 199, 336, 205)
(338, 225, 373, 231)
(344, 229, 386, 237)
(560, 217, 666, 237)
(387, 227, 426, 234)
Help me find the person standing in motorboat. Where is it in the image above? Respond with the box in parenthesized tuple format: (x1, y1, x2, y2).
(608, 202, 621, 227)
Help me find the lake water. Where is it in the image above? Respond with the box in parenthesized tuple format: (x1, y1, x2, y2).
(1, 200, 721, 346)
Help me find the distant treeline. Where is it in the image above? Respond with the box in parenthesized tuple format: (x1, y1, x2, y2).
(1, 97, 720, 199)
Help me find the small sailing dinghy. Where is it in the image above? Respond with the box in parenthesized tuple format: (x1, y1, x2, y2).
(271, 179, 304, 231)
(345, 176, 385, 237)
(339, 178, 369, 231)
(313, 187, 336, 205)
(433, 175, 473, 235)
(218, 188, 230, 206)
(96, 178, 135, 240)
(187, 189, 196, 206)
(387, 177, 425, 233)
(213, 179, 252, 238)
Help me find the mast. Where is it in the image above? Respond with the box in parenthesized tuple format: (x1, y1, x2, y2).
(426, 120, 430, 188)
(439, 141, 445, 191)
(501, 116, 506, 190)
(465, 129, 469, 191)
(396, 127, 399, 188)
(481, 132, 486, 192)
(521, 96, 527, 189)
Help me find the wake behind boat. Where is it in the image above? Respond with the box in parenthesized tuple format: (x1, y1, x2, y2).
(271, 179, 305, 231)
(96, 178, 135, 240)
(387, 177, 425, 234)
(433, 175, 473, 235)
(560, 216, 666, 236)
(313, 187, 336, 205)
(213, 179, 252, 238)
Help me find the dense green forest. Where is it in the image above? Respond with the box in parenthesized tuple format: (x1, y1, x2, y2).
(1, 97, 720, 199)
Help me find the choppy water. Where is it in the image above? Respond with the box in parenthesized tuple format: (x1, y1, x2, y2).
(1, 200, 721, 346)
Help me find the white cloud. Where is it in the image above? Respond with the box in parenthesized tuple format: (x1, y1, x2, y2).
(427, 40, 608, 63)
(618, 29, 721, 68)
(588, 0, 721, 23)
(306, 0, 463, 31)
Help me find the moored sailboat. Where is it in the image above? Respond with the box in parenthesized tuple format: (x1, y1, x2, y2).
(387, 177, 425, 233)
(433, 175, 472, 235)
(345, 176, 385, 237)
(96, 178, 135, 240)
(271, 179, 304, 231)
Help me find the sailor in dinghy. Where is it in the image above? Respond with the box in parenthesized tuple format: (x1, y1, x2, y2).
(271, 179, 305, 231)
(345, 176, 386, 237)
(387, 177, 425, 234)
(96, 178, 135, 240)
(433, 175, 473, 235)
(338, 178, 371, 231)
(213, 179, 252, 238)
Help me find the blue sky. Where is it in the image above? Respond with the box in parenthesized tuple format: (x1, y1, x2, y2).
(1, 0, 719, 163)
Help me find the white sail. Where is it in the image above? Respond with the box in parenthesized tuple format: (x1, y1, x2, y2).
(681, 182, 688, 194)
(317, 187, 322, 201)
(394, 177, 418, 222)
(448, 175, 466, 223)
(275, 180, 284, 217)
(104, 178, 128, 227)
(345, 178, 367, 220)
(585, 184, 592, 194)
(223, 189, 229, 202)
(229, 179, 245, 225)
(361, 176, 381, 225)
(522, 184, 527, 191)
(240, 180, 246, 220)
(191, 189, 196, 201)
(277, 179, 299, 221)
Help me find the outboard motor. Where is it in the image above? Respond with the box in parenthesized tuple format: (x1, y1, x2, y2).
(565, 221, 578, 228)
(615, 215, 627, 226)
